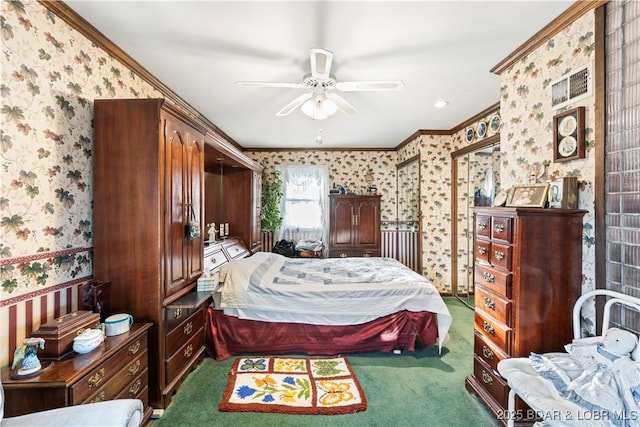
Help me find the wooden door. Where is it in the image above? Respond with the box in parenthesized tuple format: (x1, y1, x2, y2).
(164, 114, 188, 297)
(331, 198, 356, 247)
(355, 198, 380, 247)
(164, 113, 202, 297)
(186, 131, 204, 283)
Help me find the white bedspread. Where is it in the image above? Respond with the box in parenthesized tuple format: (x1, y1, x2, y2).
(219, 252, 451, 350)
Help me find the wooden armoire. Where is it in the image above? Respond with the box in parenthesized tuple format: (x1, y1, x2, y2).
(93, 98, 209, 410)
(465, 207, 586, 425)
(328, 195, 381, 257)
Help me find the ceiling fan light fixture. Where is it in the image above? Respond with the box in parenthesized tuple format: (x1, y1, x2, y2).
(301, 94, 338, 120)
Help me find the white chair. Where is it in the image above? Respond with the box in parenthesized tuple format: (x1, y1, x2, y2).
(1, 379, 143, 427)
(497, 289, 640, 427)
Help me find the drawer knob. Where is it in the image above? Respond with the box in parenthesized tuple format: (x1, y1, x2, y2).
(482, 346, 495, 360)
(478, 222, 487, 230)
(184, 344, 193, 358)
(483, 297, 495, 310)
(477, 246, 487, 255)
(89, 391, 106, 403)
(174, 308, 183, 319)
(482, 272, 495, 283)
(494, 224, 505, 233)
(128, 379, 142, 396)
(184, 321, 193, 335)
(128, 340, 141, 356)
(88, 368, 105, 388)
(481, 370, 493, 386)
(128, 360, 141, 376)
(483, 321, 495, 335)
(494, 251, 505, 261)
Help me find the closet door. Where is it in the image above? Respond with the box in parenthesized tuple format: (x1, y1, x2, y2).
(163, 113, 203, 297)
(164, 114, 188, 297)
(355, 198, 380, 248)
(186, 132, 204, 284)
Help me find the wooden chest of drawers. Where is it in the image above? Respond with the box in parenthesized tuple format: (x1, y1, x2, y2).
(1, 323, 152, 423)
(465, 207, 586, 425)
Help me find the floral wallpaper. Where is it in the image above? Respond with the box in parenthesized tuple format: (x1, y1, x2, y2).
(498, 11, 596, 293)
(0, 2, 161, 299)
(0, 0, 599, 367)
(246, 150, 398, 223)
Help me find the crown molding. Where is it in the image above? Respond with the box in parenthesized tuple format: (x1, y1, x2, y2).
(491, 0, 608, 75)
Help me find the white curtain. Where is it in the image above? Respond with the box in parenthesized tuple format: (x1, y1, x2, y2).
(275, 164, 329, 245)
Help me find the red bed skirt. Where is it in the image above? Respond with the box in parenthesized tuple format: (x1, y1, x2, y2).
(205, 307, 439, 361)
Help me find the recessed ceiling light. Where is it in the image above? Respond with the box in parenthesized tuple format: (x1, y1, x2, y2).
(434, 100, 449, 109)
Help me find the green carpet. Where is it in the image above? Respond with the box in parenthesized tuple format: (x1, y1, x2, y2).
(152, 297, 499, 426)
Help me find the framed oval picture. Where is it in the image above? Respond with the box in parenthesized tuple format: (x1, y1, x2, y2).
(489, 114, 501, 134)
(465, 127, 474, 143)
(477, 120, 487, 138)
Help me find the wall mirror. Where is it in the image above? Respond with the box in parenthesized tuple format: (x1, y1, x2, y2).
(451, 135, 501, 309)
(396, 155, 421, 272)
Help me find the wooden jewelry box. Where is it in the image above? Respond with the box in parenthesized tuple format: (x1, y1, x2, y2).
(31, 310, 101, 360)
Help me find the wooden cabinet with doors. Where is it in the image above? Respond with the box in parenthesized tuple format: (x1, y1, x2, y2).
(464, 207, 586, 425)
(204, 134, 263, 254)
(328, 195, 381, 257)
(93, 99, 208, 410)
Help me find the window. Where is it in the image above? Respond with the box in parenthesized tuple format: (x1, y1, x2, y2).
(276, 165, 329, 243)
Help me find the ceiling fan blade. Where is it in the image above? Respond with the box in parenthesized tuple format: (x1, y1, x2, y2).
(235, 81, 306, 89)
(327, 93, 357, 116)
(275, 93, 313, 116)
(310, 48, 333, 80)
(335, 80, 406, 92)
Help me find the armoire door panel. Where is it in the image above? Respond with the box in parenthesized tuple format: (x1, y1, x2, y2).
(356, 200, 380, 246)
(332, 200, 355, 246)
(165, 116, 188, 297)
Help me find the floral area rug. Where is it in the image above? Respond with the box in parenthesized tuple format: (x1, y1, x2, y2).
(219, 356, 367, 414)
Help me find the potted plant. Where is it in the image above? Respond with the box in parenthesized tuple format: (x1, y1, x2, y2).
(261, 170, 283, 232)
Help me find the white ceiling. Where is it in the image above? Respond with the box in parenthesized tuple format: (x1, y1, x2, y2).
(65, 1, 574, 149)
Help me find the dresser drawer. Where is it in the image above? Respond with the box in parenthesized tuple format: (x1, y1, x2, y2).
(474, 332, 508, 374)
(475, 215, 491, 238)
(224, 240, 249, 260)
(475, 309, 511, 353)
(475, 240, 491, 264)
(204, 247, 227, 275)
(113, 368, 148, 401)
(490, 216, 513, 242)
(71, 334, 148, 405)
(490, 242, 512, 271)
(166, 306, 198, 332)
(473, 355, 509, 408)
(475, 286, 511, 326)
(166, 308, 204, 355)
(165, 327, 205, 384)
(475, 264, 511, 298)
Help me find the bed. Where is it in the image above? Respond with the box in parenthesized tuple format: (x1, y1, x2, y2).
(205, 252, 452, 361)
(498, 290, 640, 427)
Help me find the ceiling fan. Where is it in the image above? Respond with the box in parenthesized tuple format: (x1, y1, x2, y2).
(235, 48, 405, 120)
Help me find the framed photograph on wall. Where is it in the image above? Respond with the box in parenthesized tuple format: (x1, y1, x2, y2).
(506, 183, 550, 208)
(553, 106, 585, 162)
(549, 176, 578, 209)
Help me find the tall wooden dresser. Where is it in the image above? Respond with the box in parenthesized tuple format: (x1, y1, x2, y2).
(328, 195, 381, 258)
(465, 207, 586, 425)
(93, 99, 209, 411)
